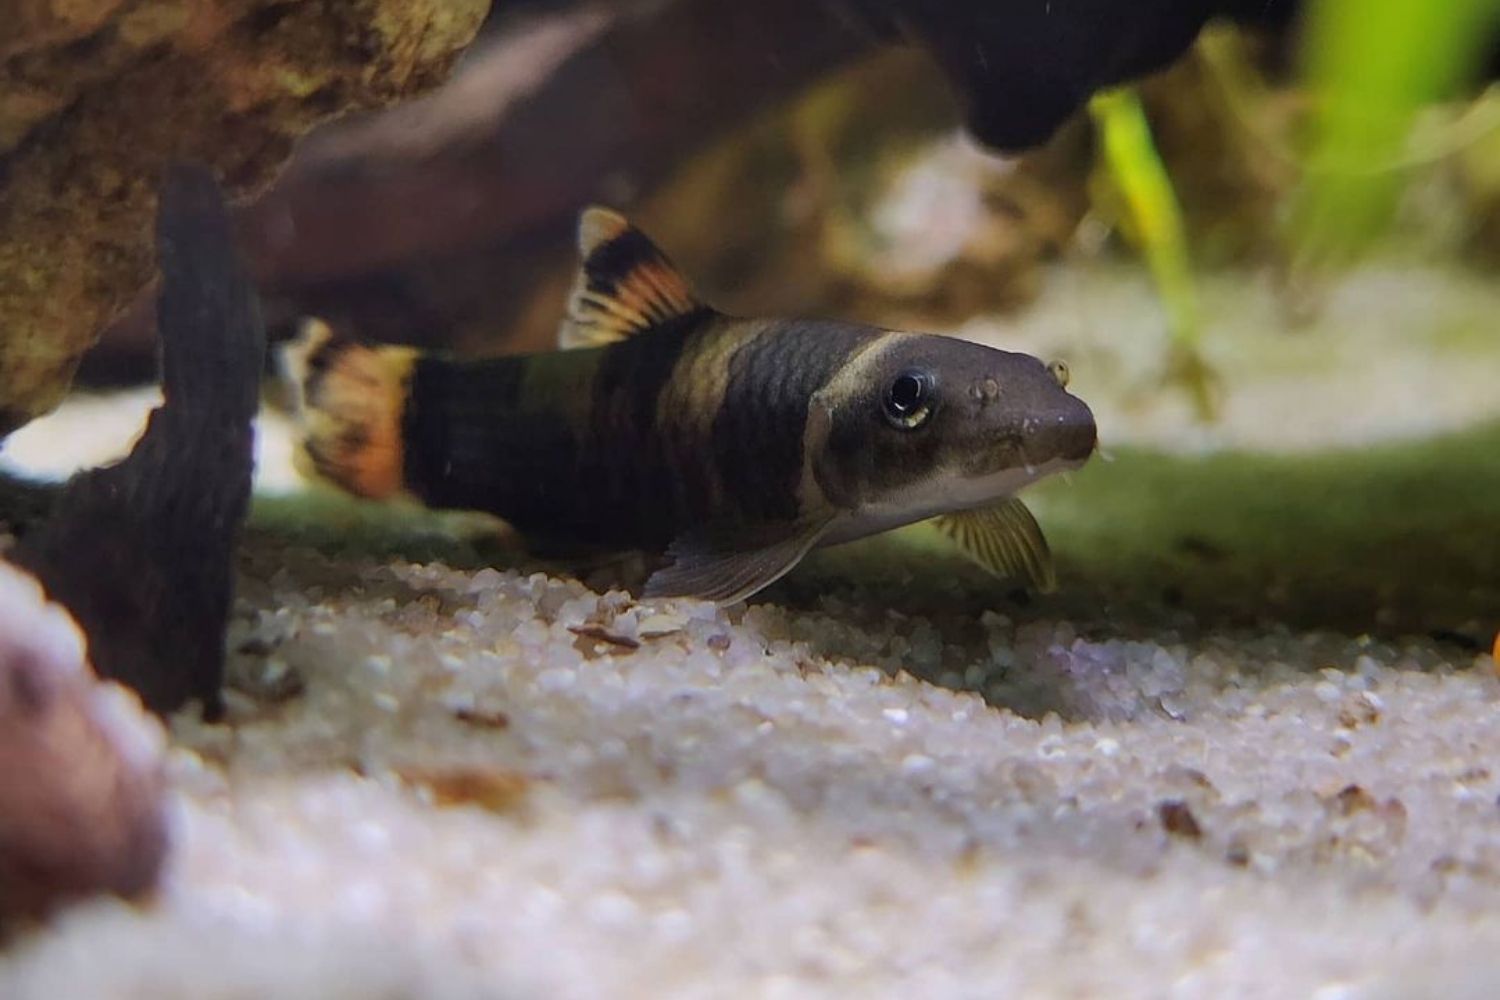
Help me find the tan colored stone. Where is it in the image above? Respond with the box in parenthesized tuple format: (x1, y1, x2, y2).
(0, 558, 169, 929)
(0, 0, 486, 433)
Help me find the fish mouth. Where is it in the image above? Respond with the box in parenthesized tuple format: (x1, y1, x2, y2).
(1021, 397, 1097, 469)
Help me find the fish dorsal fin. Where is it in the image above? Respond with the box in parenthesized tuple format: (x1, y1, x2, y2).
(559, 206, 705, 349)
(931, 498, 1057, 593)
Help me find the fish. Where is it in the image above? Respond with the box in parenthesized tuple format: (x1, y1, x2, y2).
(285, 206, 1097, 605)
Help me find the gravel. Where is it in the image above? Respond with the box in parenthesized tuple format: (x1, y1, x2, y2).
(0, 537, 1493, 998)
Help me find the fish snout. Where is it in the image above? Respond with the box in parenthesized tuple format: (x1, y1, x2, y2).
(1028, 393, 1097, 467)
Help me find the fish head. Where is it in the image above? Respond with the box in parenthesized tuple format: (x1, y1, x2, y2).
(811, 333, 1096, 518)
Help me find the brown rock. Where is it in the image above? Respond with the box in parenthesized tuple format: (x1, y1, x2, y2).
(0, 0, 487, 433)
(0, 558, 169, 931)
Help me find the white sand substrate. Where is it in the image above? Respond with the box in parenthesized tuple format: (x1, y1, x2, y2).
(0, 543, 1496, 999)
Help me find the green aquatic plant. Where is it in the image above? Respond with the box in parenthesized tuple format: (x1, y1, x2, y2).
(1290, 0, 1500, 267)
(1088, 87, 1218, 419)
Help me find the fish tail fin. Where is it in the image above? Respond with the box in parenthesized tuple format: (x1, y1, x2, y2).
(282, 318, 418, 499)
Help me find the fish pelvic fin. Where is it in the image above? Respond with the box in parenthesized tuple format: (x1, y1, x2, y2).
(931, 498, 1057, 594)
(283, 318, 417, 500)
(642, 517, 834, 607)
(559, 206, 708, 349)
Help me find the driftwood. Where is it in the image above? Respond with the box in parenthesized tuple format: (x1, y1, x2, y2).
(851, 0, 1303, 149)
(14, 166, 263, 717)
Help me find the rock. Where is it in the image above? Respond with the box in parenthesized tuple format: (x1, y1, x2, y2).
(0, 0, 487, 434)
(0, 558, 168, 932)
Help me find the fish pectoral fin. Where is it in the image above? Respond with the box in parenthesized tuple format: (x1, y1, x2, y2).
(931, 498, 1057, 594)
(558, 206, 708, 349)
(642, 519, 833, 606)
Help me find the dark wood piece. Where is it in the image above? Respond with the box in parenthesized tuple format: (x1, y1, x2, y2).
(14, 166, 263, 717)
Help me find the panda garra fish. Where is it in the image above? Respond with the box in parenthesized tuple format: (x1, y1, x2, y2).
(287, 207, 1097, 605)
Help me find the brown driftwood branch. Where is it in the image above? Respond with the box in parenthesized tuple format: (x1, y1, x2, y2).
(239, 0, 878, 286)
(15, 166, 263, 717)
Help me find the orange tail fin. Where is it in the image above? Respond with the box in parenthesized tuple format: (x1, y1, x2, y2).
(283, 319, 417, 500)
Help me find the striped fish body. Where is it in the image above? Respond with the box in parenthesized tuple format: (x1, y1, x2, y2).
(291, 207, 1097, 604)
(395, 314, 873, 553)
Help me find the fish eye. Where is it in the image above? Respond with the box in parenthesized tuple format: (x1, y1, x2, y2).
(883, 369, 934, 430)
(1047, 360, 1070, 388)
